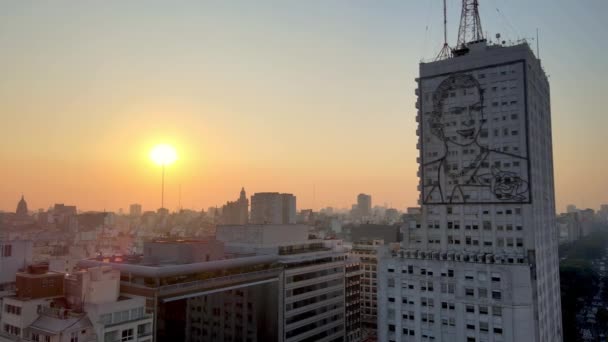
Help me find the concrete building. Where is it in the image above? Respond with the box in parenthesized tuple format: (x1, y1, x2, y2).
(130, 204, 143, 217)
(378, 39, 562, 342)
(74, 225, 360, 342)
(599, 205, 608, 222)
(277, 240, 349, 342)
(250, 193, 296, 224)
(0, 240, 33, 292)
(350, 224, 401, 244)
(356, 194, 372, 219)
(345, 259, 363, 342)
(557, 213, 582, 244)
(221, 188, 249, 225)
(0, 264, 151, 342)
(77, 239, 282, 342)
(350, 240, 382, 337)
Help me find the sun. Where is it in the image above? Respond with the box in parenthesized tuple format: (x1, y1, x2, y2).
(150, 144, 178, 166)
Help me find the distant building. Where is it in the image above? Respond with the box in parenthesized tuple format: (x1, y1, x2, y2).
(351, 224, 401, 244)
(15, 196, 28, 218)
(599, 204, 608, 222)
(557, 213, 582, 243)
(52, 203, 78, 231)
(220, 188, 249, 225)
(250, 192, 296, 224)
(566, 204, 578, 213)
(130, 204, 142, 217)
(357, 194, 372, 218)
(579, 208, 596, 236)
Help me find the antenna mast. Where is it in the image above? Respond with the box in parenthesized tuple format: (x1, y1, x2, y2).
(435, 0, 452, 61)
(455, 0, 485, 54)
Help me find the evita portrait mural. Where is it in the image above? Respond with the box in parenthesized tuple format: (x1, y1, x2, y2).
(420, 67, 530, 204)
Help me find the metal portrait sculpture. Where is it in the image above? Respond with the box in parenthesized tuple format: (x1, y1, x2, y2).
(422, 72, 529, 204)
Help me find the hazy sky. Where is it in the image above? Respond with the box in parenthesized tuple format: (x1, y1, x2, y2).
(0, 0, 606, 213)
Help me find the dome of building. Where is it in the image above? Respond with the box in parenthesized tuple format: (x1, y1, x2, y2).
(16, 195, 28, 217)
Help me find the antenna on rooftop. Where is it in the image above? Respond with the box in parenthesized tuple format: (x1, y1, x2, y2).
(435, 0, 452, 61)
(454, 0, 485, 55)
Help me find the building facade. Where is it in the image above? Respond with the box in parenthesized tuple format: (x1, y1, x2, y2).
(251, 193, 296, 225)
(221, 188, 249, 225)
(378, 40, 562, 342)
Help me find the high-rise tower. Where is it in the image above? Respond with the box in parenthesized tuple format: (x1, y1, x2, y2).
(377, 4, 562, 342)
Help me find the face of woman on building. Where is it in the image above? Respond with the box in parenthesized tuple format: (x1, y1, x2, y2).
(439, 84, 483, 146)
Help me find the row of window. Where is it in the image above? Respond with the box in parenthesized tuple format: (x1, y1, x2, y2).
(426, 205, 523, 216)
(446, 236, 524, 248)
(4, 304, 21, 315)
(99, 307, 145, 326)
(3, 324, 20, 336)
(1, 244, 12, 257)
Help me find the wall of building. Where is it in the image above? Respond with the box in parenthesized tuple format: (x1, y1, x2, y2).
(0, 241, 33, 287)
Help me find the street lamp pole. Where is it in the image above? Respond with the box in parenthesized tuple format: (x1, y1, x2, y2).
(161, 163, 165, 209)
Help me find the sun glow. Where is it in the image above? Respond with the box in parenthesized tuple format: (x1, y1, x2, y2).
(150, 144, 178, 166)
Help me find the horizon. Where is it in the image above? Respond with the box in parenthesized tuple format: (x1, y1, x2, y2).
(1, 0, 606, 213)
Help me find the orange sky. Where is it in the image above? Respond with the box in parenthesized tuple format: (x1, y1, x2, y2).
(1, 1, 606, 213)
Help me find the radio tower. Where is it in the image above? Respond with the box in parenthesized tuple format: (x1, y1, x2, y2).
(435, 0, 452, 61)
(454, 0, 484, 55)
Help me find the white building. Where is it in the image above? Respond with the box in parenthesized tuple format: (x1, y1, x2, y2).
(0, 265, 151, 342)
(217, 224, 357, 342)
(378, 39, 562, 342)
(250, 193, 297, 224)
(66, 267, 153, 342)
(0, 240, 33, 291)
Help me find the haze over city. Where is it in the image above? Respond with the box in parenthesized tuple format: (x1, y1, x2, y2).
(0, 0, 606, 213)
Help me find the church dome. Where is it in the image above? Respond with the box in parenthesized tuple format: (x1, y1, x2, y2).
(16, 195, 28, 217)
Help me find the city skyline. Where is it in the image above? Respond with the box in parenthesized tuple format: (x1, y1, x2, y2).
(1, 0, 606, 213)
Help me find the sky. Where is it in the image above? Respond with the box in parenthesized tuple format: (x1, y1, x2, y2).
(0, 0, 606, 213)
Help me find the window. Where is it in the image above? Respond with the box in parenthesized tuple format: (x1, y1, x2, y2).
(478, 288, 488, 298)
(2, 244, 12, 257)
(388, 324, 395, 332)
(479, 306, 489, 315)
(5, 304, 21, 315)
(493, 306, 502, 317)
(70, 332, 78, 342)
(100, 313, 112, 325)
(494, 327, 503, 334)
(491, 274, 501, 283)
(121, 328, 134, 341)
(465, 288, 475, 297)
(4, 324, 20, 336)
(466, 305, 475, 313)
(31, 333, 40, 342)
(480, 322, 489, 332)
(131, 307, 144, 320)
(492, 291, 502, 300)
(104, 331, 118, 342)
